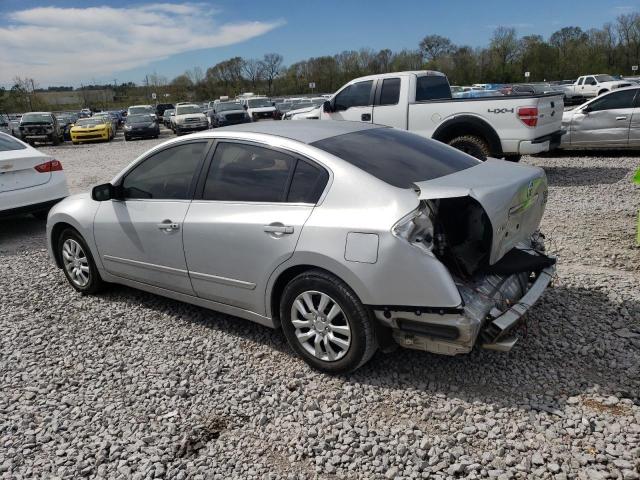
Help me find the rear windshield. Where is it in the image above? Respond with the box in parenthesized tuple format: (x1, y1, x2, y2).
(0, 134, 27, 151)
(416, 75, 452, 101)
(311, 127, 478, 188)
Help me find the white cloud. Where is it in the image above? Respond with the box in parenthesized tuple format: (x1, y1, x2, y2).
(0, 3, 284, 85)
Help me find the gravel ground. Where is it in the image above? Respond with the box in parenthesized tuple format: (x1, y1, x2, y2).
(1, 130, 639, 479)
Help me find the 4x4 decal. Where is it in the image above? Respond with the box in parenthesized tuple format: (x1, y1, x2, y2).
(487, 108, 515, 114)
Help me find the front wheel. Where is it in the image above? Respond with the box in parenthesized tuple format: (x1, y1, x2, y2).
(503, 154, 521, 162)
(448, 134, 490, 160)
(280, 270, 377, 374)
(57, 229, 104, 294)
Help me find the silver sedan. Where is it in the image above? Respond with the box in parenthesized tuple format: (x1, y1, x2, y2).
(561, 86, 640, 149)
(46, 121, 555, 373)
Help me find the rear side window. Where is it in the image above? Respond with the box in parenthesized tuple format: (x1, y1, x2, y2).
(0, 134, 27, 151)
(416, 76, 452, 101)
(311, 127, 478, 188)
(379, 78, 401, 105)
(287, 160, 329, 203)
(123, 142, 207, 199)
(203, 142, 295, 202)
(588, 89, 637, 111)
(334, 80, 373, 111)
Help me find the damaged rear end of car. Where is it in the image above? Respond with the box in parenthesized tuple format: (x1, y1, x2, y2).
(378, 159, 556, 355)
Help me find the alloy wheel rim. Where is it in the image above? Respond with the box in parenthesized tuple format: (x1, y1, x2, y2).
(290, 290, 351, 362)
(62, 239, 90, 287)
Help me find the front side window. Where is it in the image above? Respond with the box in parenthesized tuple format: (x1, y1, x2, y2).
(416, 75, 452, 101)
(203, 142, 295, 202)
(122, 142, 207, 199)
(379, 78, 401, 106)
(578, 78, 584, 85)
(588, 89, 637, 112)
(334, 81, 373, 111)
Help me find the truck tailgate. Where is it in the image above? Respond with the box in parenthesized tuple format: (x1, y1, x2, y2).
(533, 94, 564, 137)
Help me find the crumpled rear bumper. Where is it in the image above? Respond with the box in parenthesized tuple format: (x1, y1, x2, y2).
(375, 259, 556, 356)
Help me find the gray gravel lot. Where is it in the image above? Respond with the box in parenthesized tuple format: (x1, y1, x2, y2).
(1, 128, 639, 479)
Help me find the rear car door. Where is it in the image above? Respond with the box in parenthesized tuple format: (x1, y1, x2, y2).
(371, 77, 407, 129)
(326, 80, 374, 123)
(93, 140, 210, 294)
(627, 91, 640, 145)
(570, 89, 636, 147)
(183, 141, 329, 314)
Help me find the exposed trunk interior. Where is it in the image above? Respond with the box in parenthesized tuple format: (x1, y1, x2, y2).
(430, 197, 493, 278)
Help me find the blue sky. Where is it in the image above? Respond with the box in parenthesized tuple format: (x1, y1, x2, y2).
(0, 0, 637, 87)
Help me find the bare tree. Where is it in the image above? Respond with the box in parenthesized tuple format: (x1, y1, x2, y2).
(419, 34, 455, 62)
(242, 59, 264, 89)
(186, 67, 204, 85)
(260, 53, 283, 95)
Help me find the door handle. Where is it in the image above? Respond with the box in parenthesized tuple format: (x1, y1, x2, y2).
(361, 113, 371, 121)
(157, 221, 180, 231)
(263, 225, 294, 234)
(616, 116, 628, 120)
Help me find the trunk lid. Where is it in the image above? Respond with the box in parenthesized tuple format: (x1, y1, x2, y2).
(414, 159, 548, 264)
(0, 148, 51, 193)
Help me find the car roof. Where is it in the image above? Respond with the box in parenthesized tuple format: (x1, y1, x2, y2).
(215, 120, 384, 144)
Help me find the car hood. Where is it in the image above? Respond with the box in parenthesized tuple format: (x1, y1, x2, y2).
(177, 114, 206, 120)
(218, 109, 245, 116)
(414, 159, 548, 264)
(248, 106, 275, 113)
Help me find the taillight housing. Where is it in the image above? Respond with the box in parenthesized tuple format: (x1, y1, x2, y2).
(34, 160, 63, 173)
(518, 107, 538, 127)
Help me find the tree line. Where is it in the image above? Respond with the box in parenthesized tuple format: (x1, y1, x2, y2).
(3, 12, 640, 111)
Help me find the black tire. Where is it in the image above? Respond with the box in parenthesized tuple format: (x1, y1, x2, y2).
(280, 269, 377, 374)
(72, 141, 79, 145)
(448, 134, 491, 160)
(504, 154, 522, 162)
(51, 134, 60, 146)
(57, 228, 104, 295)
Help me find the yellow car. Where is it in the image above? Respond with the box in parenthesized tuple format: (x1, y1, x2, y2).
(70, 117, 112, 144)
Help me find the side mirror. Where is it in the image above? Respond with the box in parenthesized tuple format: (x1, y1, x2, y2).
(582, 106, 592, 114)
(323, 100, 333, 113)
(92, 183, 122, 201)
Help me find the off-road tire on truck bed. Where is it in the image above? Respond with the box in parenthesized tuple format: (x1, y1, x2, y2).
(448, 134, 491, 161)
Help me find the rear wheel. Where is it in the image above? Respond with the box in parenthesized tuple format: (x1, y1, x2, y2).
(280, 270, 377, 374)
(504, 154, 522, 162)
(448, 134, 491, 160)
(57, 229, 104, 294)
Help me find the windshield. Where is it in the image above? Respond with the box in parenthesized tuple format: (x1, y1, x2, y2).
(216, 102, 243, 112)
(247, 98, 272, 108)
(312, 127, 478, 188)
(21, 113, 53, 124)
(129, 106, 153, 115)
(176, 105, 202, 115)
(127, 115, 154, 124)
(163, 109, 175, 117)
(76, 118, 105, 127)
(0, 134, 27, 151)
(595, 75, 616, 82)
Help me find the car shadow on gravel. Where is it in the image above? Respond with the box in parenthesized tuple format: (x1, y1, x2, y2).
(0, 215, 46, 255)
(98, 282, 639, 411)
(350, 283, 640, 409)
(542, 166, 629, 186)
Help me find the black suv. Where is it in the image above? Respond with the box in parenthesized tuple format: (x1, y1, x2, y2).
(155, 103, 174, 118)
(19, 112, 64, 145)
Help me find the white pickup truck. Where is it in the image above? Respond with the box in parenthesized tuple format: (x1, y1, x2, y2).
(291, 71, 564, 160)
(561, 74, 633, 102)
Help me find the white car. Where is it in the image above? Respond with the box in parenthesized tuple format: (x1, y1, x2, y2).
(173, 104, 209, 135)
(0, 132, 69, 219)
(241, 97, 276, 121)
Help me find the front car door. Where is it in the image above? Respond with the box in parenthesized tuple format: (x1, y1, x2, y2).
(94, 140, 210, 294)
(569, 89, 636, 147)
(183, 140, 329, 314)
(324, 80, 374, 123)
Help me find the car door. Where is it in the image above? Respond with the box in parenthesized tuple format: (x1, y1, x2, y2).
(183, 140, 329, 314)
(628, 92, 640, 145)
(569, 89, 636, 147)
(93, 140, 211, 294)
(324, 80, 374, 123)
(583, 76, 598, 96)
(371, 77, 407, 129)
